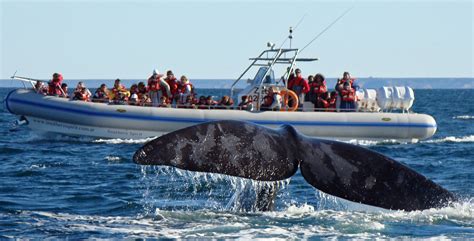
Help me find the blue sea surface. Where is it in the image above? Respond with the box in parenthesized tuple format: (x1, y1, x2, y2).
(0, 87, 473, 239)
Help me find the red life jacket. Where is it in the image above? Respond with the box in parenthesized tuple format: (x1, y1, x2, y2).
(313, 82, 327, 95)
(179, 83, 193, 94)
(148, 76, 161, 91)
(75, 89, 90, 101)
(166, 77, 178, 95)
(48, 74, 63, 95)
(319, 99, 329, 108)
(341, 89, 355, 102)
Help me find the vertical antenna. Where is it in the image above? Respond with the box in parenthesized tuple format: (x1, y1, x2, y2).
(289, 26, 293, 49)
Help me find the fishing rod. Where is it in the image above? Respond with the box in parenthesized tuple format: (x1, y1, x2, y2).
(299, 5, 354, 53)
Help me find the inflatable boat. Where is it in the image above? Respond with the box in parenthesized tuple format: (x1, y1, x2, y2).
(3, 47, 437, 141)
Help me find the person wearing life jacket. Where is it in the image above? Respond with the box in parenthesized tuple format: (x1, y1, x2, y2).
(47, 73, 64, 96)
(164, 70, 179, 104)
(136, 82, 148, 105)
(287, 68, 309, 109)
(72, 82, 91, 101)
(147, 69, 170, 107)
(335, 72, 357, 112)
(237, 95, 253, 111)
(315, 91, 330, 111)
(304, 75, 315, 102)
(34, 81, 48, 95)
(178, 75, 194, 104)
(327, 91, 337, 112)
(92, 83, 110, 103)
(110, 78, 130, 104)
(217, 96, 234, 109)
(260, 87, 282, 111)
(340, 82, 356, 111)
(205, 95, 217, 109)
(60, 83, 69, 98)
(311, 73, 328, 110)
(196, 96, 207, 109)
(158, 96, 171, 108)
(128, 84, 139, 105)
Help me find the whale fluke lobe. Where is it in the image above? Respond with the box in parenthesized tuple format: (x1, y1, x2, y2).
(298, 138, 455, 211)
(133, 120, 300, 181)
(134, 120, 455, 211)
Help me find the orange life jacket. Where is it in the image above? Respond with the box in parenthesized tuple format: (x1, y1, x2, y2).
(312, 82, 327, 95)
(179, 83, 193, 94)
(166, 77, 178, 96)
(148, 76, 161, 91)
(341, 89, 355, 102)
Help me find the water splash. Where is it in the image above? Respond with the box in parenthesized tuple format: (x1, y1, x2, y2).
(422, 135, 474, 144)
(453, 115, 474, 120)
(94, 137, 156, 144)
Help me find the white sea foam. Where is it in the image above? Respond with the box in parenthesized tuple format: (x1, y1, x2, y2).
(104, 156, 121, 161)
(422, 135, 474, 143)
(93, 137, 156, 144)
(12, 199, 473, 239)
(453, 115, 474, 120)
(344, 139, 408, 146)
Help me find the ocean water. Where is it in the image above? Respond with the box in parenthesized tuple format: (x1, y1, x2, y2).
(0, 88, 473, 239)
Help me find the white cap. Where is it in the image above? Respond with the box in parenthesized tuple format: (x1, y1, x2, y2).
(153, 69, 159, 75)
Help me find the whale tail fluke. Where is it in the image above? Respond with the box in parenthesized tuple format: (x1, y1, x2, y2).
(133, 120, 455, 211)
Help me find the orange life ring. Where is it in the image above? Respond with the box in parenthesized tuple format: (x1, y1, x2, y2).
(280, 90, 299, 111)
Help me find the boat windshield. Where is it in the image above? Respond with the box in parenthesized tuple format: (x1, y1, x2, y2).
(251, 67, 275, 86)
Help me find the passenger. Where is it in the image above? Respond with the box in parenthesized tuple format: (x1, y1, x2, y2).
(328, 91, 337, 111)
(60, 83, 69, 98)
(340, 82, 356, 111)
(147, 69, 171, 107)
(34, 81, 48, 95)
(335, 72, 356, 92)
(93, 84, 110, 102)
(178, 75, 194, 104)
(315, 92, 330, 110)
(159, 96, 171, 108)
(217, 96, 234, 109)
(111, 79, 130, 103)
(287, 68, 309, 109)
(137, 82, 148, 105)
(164, 70, 179, 104)
(47, 73, 64, 96)
(197, 96, 207, 109)
(129, 84, 139, 105)
(72, 82, 91, 101)
(238, 95, 253, 111)
(304, 75, 315, 102)
(261, 87, 282, 111)
(311, 73, 328, 110)
(205, 95, 217, 109)
(184, 95, 196, 109)
(260, 96, 274, 111)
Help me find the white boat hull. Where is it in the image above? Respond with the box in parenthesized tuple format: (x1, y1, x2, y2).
(5, 89, 437, 140)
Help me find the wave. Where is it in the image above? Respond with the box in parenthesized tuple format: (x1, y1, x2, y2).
(93, 137, 156, 144)
(422, 135, 474, 143)
(453, 115, 474, 120)
(9, 199, 471, 239)
(344, 139, 408, 146)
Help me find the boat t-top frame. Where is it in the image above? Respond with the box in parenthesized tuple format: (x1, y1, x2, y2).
(230, 46, 318, 109)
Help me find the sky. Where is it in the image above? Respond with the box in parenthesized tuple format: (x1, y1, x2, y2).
(1, 0, 473, 81)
